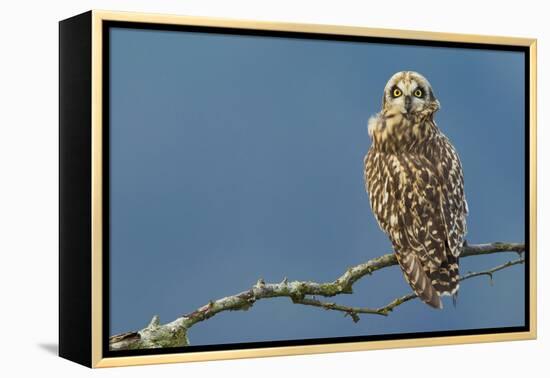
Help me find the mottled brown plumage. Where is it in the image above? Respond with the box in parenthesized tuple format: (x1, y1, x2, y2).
(364, 71, 468, 309)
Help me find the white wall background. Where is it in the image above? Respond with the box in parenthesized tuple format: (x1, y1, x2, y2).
(0, 0, 546, 376)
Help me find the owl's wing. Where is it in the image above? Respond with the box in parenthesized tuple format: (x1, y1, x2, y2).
(365, 148, 447, 264)
(435, 134, 468, 257)
(365, 148, 461, 305)
(392, 153, 449, 267)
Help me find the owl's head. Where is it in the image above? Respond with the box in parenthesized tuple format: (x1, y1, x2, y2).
(382, 71, 440, 116)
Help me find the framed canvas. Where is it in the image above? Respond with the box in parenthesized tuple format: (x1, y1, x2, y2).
(59, 10, 537, 368)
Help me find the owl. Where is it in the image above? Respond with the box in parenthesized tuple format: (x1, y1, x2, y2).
(364, 71, 468, 309)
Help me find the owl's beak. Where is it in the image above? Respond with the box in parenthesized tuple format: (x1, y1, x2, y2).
(404, 96, 412, 113)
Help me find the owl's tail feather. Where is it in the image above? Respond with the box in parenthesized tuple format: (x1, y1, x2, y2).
(428, 255, 460, 298)
(395, 251, 442, 309)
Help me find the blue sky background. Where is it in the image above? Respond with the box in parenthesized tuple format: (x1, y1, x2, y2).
(109, 27, 526, 346)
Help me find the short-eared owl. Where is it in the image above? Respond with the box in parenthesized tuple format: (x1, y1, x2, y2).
(364, 71, 468, 309)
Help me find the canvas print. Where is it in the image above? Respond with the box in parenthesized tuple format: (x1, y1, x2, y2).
(106, 25, 527, 353)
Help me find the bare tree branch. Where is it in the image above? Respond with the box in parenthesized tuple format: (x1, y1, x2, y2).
(109, 241, 525, 351)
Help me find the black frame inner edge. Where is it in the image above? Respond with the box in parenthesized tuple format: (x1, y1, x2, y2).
(102, 20, 531, 358)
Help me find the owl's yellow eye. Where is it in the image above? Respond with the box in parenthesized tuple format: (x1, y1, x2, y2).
(392, 88, 402, 97)
(414, 89, 423, 98)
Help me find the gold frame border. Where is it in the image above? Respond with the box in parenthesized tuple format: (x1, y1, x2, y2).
(90, 9, 537, 368)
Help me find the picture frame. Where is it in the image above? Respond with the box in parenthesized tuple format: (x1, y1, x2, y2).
(59, 10, 537, 368)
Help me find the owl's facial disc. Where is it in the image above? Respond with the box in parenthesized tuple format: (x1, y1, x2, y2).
(383, 71, 438, 115)
(388, 81, 428, 114)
